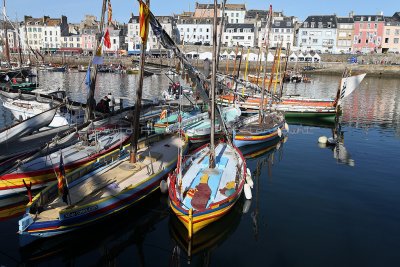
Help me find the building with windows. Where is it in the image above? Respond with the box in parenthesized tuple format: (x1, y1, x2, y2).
(224, 4, 246, 24)
(19, 15, 68, 53)
(352, 15, 385, 53)
(176, 16, 214, 45)
(336, 17, 354, 53)
(127, 15, 175, 54)
(297, 15, 338, 53)
(0, 20, 20, 53)
(269, 17, 295, 49)
(223, 23, 255, 47)
(382, 16, 400, 53)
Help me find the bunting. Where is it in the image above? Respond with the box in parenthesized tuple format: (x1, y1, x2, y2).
(139, 0, 150, 43)
(108, 0, 113, 25)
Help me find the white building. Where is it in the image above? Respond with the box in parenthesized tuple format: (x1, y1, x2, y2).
(223, 23, 255, 47)
(127, 15, 175, 55)
(267, 17, 295, 48)
(297, 15, 338, 53)
(224, 4, 246, 24)
(177, 16, 214, 45)
(336, 17, 354, 53)
(19, 15, 68, 53)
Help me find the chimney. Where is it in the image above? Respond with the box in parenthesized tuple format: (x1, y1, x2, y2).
(349, 11, 354, 18)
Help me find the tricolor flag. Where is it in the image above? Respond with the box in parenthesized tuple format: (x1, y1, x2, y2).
(104, 29, 111, 49)
(139, 0, 150, 44)
(108, 0, 113, 25)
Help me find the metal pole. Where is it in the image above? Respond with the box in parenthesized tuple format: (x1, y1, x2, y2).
(3, 0, 11, 65)
(130, 0, 150, 163)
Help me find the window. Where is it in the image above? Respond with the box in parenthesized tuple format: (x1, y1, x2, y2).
(395, 29, 400, 35)
(50, 31, 52, 35)
(274, 29, 279, 33)
(385, 38, 389, 43)
(374, 23, 377, 29)
(286, 22, 291, 27)
(311, 22, 315, 28)
(394, 38, 399, 44)
(276, 21, 281, 26)
(302, 38, 307, 43)
(38, 28, 42, 32)
(286, 29, 291, 33)
(187, 28, 189, 32)
(248, 36, 251, 40)
(236, 13, 239, 17)
(386, 29, 390, 35)
(77, 44, 80, 48)
(312, 39, 318, 44)
(206, 28, 209, 32)
(193, 28, 196, 32)
(327, 22, 332, 28)
(200, 28, 202, 32)
(77, 37, 80, 41)
(45, 37, 47, 41)
(304, 22, 308, 27)
(113, 39, 116, 44)
(302, 31, 308, 35)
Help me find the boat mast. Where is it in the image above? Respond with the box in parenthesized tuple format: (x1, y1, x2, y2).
(209, 0, 218, 169)
(279, 43, 290, 98)
(130, 0, 150, 163)
(259, 5, 273, 124)
(2, 0, 10, 66)
(86, 0, 107, 121)
(216, 0, 227, 70)
(15, 14, 23, 66)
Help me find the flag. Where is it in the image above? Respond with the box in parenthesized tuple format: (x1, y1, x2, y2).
(160, 109, 167, 120)
(108, 0, 113, 25)
(93, 44, 104, 65)
(85, 67, 91, 94)
(139, 0, 150, 43)
(104, 29, 111, 49)
(57, 152, 69, 204)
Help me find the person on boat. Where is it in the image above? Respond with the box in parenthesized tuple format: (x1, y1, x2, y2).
(95, 96, 110, 113)
(108, 92, 115, 113)
(4, 74, 9, 82)
(191, 174, 211, 211)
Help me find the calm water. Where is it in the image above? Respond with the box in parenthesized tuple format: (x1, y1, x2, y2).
(0, 71, 400, 266)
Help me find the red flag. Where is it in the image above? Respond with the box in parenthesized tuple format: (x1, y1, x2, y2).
(104, 29, 111, 49)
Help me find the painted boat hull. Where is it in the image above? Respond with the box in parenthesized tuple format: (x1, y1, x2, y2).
(168, 142, 246, 235)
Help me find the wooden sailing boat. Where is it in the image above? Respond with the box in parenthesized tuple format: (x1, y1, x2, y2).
(168, 0, 247, 237)
(232, 5, 288, 148)
(18, 0, 188, 242)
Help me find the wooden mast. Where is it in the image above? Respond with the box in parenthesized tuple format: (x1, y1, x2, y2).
(209, 0, 218, 169)
(130, 0, 150, 163)
(259, 5, 273, 124)
(216, 0, 227, 71)
(85, 0, 107, 121)
(2, 0, 10, 66)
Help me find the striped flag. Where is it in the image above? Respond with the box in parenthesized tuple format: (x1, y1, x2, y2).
(108, 0, 113, 25)
(57, 152, 69, 204)
(139, 0, 150, 44)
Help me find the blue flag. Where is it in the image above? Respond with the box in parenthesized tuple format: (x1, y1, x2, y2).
(85, 67, 91, 94)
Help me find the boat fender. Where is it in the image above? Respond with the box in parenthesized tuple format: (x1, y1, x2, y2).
(284, 122, 289, 132)
(318, 136, 328, 144)
(277, 128, 282, 137)
(160, 180, 168, 194)
(246, 168, 253, 188)
(242, 199, 252, 214)
(244, 184, 252, 200)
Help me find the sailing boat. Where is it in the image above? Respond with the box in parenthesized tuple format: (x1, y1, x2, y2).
(275, 69, 367, 122)
(18, 0, 188, 242)
(232, 6, 288, 148)
(168, 0, 247, 237)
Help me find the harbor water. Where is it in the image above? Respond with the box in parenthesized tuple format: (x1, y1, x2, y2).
(0, 71, 399, 266)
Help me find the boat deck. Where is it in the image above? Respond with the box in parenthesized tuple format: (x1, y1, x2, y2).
(35, 135, 183, 222)
(180, 143, 240, 211)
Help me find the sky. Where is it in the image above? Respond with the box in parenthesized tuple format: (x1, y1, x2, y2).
(4, 0, 399, 23)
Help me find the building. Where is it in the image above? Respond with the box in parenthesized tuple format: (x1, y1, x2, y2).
(382, 16, 400, 53)
(297, 15, 338, 53)
(176, 16, 214, 45)
(81, 26, 97, 55)
(104, 28, 124, 54)
(193, 2, 221, 18)
(223, 23, 255, 47)
(0, 20, 20, 53)
(352, 15, 385, 53)
(127, 15, 175, 54)
(19, 15, 68, 53)
(269, 17, 295, 49)
(336, 16, 354, 53)
(224, 4, 246, 24)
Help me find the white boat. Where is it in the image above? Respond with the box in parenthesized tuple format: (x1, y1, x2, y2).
(1, 99, 85, 127)
(0, 105, 58, 145)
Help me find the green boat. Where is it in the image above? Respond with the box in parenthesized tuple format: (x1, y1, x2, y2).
(10, 82, 39, 91)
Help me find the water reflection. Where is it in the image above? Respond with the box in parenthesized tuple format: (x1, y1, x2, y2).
(169, 196, 243, 266)
(19, 193, 169, 265)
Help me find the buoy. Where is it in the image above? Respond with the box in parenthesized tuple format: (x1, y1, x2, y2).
(284, 122, 289, 131)
(160, 180, 168, 193)
(244, 184, 252, 200)
(327, 137, 336, 145)
(246, 168, 253, 188)
(318, 136, 328, 144)
(277, 127, 282, 137)
(242, 199, 252, 214)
